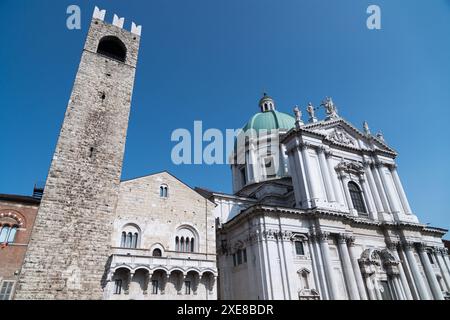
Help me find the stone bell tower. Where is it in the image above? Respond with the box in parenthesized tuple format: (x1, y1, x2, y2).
(15, 7, 142, 299)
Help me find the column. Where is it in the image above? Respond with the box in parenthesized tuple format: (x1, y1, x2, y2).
(336, 234, 360, 299)
(326, 151, 345, 205)
(308, 235, 327, 300)
(371, 164, 391, 213)
(364, 162, 384, 214)
(300, 143, 319, 206)
(359, 176, 376, 220)
(389, 164, 413, 214)
(376, 162, 402, 214)
(442, 248, 450, 274)
(312, 233, 330, 300)
(388, 243, 413, 300)
(435, 248, 450, 291)
(339, 173, 356, 215)
(317, 147, 336, 203)
(125, 270, 134, 295)
(364, 275, 377, 300)
(318, 232, 339, 299)
(143, 271, 151, 295)
(392, 276, 405, 300)
(347, 237, 368, 300)
(416, 244, 444, 300)
(397, 244, 420, 299)
(403, 242, 431, 300)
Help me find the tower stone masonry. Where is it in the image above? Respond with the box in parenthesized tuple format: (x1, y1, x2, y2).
(15, 9, 141, 299)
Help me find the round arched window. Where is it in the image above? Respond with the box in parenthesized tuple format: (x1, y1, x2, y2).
(97, 36, 127, 62)
(152, 248, 162, 257)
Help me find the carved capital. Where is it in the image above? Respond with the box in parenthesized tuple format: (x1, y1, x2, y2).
(402, 241, 414, 250)
(346, 235, 356, 246)
(387, 241, 399, 251)
(317, 231, 330, 242)
(336, 234, 348, 244)
(415, 242, 426, 252)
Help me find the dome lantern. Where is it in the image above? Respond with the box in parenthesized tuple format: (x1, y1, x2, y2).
(259, 93, 276, 112)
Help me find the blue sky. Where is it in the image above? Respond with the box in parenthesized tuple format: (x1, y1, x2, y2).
(0, 0, 449, 233)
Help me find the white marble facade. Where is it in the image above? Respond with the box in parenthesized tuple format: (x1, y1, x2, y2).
(199, 95, 450, 300)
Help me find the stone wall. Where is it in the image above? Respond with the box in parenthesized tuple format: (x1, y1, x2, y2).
(15, 17, 141, 299)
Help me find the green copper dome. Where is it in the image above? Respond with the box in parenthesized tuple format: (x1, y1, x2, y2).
(242, 110, 296, 132)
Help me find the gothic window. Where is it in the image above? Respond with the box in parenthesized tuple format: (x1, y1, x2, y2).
(232, 253, 237, 266)
(152, 280, 158, 294)
(0, 281, 14, 300)
(185, 281, 191, 295)
(160, 185, 168, 198)
(114, 279, 122, 295)
(97, 36, 127, 62)
(152, 248, 162, 257)
(348, 182, 367, 214)
(295, 241, 305, 256)
(191, 238, 195, 253)
(243, 248, 247, 263)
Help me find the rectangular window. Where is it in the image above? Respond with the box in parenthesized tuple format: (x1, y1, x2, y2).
(264, 156, 276, 178)
(233, 253, 237, 266)
(239, 167, 246, 186)
(114, 279, 122, 295)
(0, 281, 14, 300)
(243, 248, 247, 263)
(427, 251, 434, 264)
(152, 280, 158, 294)
(295, 241, 305, 256)
(185, 281, 191, 295)
(237, 249, 243, 265)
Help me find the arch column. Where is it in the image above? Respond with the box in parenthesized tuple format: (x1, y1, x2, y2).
(402, 242, 431, 300)
(416, 244, 444, 300)
(336, 234, 360, 299)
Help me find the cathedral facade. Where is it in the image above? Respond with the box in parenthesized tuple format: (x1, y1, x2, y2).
(1, 7, 449, 300)
(198, 94, 450, 300)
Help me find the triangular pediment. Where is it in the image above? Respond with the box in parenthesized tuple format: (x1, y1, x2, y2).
(302, 118, 396, 154)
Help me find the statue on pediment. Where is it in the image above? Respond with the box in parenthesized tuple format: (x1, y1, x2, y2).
(321, 97, 339, 120)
